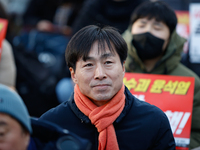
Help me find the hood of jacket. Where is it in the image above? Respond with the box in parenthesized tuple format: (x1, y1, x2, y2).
(123, 26, 187, 74)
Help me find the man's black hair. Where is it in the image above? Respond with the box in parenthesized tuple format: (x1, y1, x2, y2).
(65, 25, 128, 71)
(130, 0, 177, 34)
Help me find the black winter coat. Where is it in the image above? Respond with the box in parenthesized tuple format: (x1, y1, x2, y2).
(72, 0, 147, 34)
(39, 86, 175, 150)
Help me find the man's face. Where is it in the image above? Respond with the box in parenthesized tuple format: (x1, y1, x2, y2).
(0, 113, 30, 150)
(70, 41, 125, 106)
(131, 17, 170, 50)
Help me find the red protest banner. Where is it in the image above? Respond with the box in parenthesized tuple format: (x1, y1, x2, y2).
(123, 73, 195, 150)
(0, 18, 8, 61)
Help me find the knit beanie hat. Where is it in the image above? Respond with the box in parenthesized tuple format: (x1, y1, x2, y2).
(0, 84, 32, 133)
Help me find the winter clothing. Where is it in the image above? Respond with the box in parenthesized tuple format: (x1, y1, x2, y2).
(28, 117, 91, 150)
(0, 84, 32, 133)
(123, 28, 200, 149)
(74, 84, 125, 150)
(39, 86, 175, 150)
(72, 0, 147, 34)
(23, 0, 83, 27)
(0, 40, 16, 87)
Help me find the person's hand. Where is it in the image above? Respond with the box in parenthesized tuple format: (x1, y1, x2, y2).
(36, 20, 54, 32)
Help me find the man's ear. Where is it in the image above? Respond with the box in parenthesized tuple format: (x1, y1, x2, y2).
(122, 61, 126, 76)
(69, 67, 77, 84)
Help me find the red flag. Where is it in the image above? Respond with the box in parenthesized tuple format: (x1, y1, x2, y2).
(0, 18, 8, 60)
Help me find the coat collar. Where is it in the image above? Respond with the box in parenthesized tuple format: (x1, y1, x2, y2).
(67, 86, 133, 124)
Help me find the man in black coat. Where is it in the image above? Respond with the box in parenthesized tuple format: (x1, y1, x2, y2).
(39, 25, 175, 150)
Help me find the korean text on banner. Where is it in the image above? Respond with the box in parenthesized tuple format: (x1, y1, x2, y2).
(0, 18, 8, 61)
(123, 73, 195, 150)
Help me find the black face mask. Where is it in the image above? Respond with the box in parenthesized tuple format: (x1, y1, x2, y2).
(132, 32, 165, 60)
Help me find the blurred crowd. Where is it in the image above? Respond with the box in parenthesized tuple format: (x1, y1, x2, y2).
(0, 0, 149, 117)
(1, 0, 200, 149)
(0, 0, 199, 115)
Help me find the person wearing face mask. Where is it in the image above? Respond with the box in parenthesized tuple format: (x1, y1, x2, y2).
(122, 0, 200, 149)
(39, 24, 175, 150)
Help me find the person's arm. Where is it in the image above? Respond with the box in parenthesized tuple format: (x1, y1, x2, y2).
(153, 113, 176, 150)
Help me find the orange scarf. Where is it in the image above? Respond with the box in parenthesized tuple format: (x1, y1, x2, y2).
(74, 84, 125, 150)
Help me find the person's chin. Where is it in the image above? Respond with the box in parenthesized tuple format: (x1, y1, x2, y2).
(93, 94, 110, 101)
